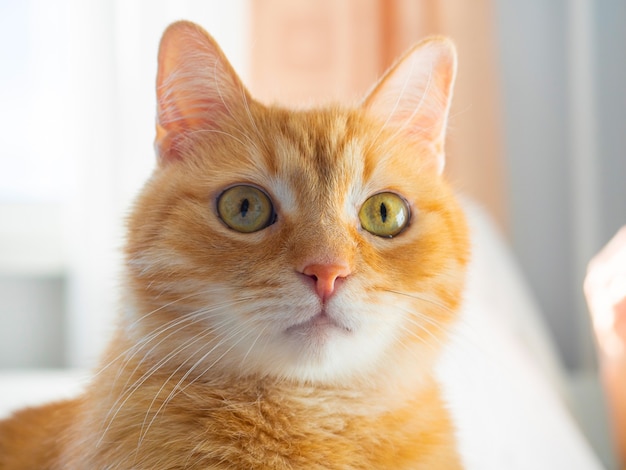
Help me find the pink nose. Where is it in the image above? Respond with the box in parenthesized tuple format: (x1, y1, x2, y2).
(301, 263, 351, 302)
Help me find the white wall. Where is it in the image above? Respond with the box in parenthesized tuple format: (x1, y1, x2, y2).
(0, 277, 65, 368)
(495, 0, 626, 368)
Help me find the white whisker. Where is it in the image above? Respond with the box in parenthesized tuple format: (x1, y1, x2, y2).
(137, 316, 260, 446)
(97, 297, 255, 446)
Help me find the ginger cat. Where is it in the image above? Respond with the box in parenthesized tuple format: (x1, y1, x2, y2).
(0, 21, 469, 469)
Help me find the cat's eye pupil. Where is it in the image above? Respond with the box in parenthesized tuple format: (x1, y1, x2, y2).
(359, 192, 409, 238)
(240, 199, 249, 217)
(217, 185, 274, 233)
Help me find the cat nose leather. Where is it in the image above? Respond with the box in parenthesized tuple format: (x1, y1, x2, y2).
(301, 263, 351, 302)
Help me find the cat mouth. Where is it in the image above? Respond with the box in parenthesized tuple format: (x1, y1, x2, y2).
(285, 310, 351, 335)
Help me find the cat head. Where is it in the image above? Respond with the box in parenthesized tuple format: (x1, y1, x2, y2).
(124, 21, 469, 385)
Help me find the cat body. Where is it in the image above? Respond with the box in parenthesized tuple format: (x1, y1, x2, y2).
(0, 364, 455, 468)
(0, 21, 468, 469)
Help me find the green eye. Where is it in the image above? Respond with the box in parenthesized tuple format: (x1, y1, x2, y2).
(217, 185, 275, 233)
(359, 192, 409, 238)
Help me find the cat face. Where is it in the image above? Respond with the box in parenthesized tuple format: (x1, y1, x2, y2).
(124, 22, 469, 385)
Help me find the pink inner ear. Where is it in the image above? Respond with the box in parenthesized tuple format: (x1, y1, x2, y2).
(362, 38, 457, 173)
(154, 21, 246, 163)
(155, 92, 228, 162)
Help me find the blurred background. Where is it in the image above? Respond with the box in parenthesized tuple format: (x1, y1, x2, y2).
(0, 0, 624, 457)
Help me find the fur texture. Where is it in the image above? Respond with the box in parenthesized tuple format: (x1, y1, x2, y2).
(0, 21, 469, 469)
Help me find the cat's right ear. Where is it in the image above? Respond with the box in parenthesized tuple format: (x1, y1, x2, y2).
(155, 21, 249, 163)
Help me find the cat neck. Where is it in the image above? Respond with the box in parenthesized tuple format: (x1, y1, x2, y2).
(98, 324, 440, 410)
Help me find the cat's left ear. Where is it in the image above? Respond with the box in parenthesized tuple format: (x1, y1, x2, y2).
(363, 37, 457, 174)
(155, 21, 249, 163)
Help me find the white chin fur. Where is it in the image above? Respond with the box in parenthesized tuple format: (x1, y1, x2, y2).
(231, 301, 404, 384)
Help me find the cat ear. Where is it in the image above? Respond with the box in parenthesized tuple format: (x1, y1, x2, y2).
(363, 37, 457, 174)
(155, 21, 248, 163)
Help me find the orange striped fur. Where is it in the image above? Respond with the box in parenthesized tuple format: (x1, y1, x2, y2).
(0, 21, 469, 469)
